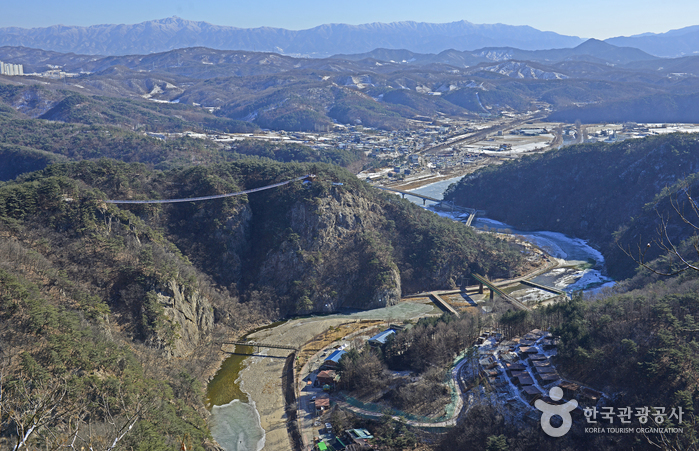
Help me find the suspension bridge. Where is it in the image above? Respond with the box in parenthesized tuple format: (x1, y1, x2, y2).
(102, 174, 313, 204)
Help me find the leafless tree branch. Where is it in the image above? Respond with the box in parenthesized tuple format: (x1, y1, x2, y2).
(619, 188, 699, 276)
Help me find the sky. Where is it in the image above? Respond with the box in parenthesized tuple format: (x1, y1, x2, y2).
(3, 0, 699, 40)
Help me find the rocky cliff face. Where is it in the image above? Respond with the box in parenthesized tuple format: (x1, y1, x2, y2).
(155, 279, 214, 357)
(212, 203, 253, 285)
(256, 186, 401, 312)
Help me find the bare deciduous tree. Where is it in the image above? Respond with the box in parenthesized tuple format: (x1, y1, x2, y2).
(4, 378, 71, 450)
(621, 187, 699, 276)
(52, 388, 152, 451)
(1, 362, 150, 451)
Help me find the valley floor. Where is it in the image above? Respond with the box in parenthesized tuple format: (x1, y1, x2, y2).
(224, 302, 438, 451)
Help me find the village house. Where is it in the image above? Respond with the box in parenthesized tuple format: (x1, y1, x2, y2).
(322, 349, 347, 370)
(314, 396, 330, 414)
(522, 385, 544, 404)
(368, 329, 395, 346)
(316, 370, 339, 388)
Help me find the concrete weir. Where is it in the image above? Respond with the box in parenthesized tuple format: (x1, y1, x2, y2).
(429, 292, 460, 317)
(472, 274, 531, 311)
(520, 280, 565, 295)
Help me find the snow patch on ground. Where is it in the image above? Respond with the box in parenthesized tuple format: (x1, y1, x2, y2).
(534, 231, 606, 264)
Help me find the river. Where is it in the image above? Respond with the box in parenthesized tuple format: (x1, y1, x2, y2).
(208, 176, 613, 450)
(406, 175, 615, 294)
(207, 304, 436, 451)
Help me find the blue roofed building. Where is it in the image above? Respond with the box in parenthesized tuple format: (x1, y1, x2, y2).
(368, 329, 396, 346)
(322, 349, 347, 369)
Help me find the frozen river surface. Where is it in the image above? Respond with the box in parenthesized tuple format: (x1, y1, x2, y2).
(408, 177, 614, 293)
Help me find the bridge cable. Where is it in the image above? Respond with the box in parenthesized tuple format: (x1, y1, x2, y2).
(103, 174, 311, 204)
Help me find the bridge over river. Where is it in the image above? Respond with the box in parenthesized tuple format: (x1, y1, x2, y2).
(406, 258, 566, 314)
(472, 273, 532, 311)
(377, 186, 479, 224)
(222, 341, 298, 354)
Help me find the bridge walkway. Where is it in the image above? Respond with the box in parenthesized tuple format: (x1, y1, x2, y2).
(520, 280, 566, 295)
(222, 341, 299, 353)
(472, 274, 532, 311)
(377, 186, 477, 217)
(376, 186, 442, 205)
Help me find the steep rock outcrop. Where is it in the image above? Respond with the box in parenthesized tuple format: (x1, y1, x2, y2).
(257, 186, 401, 312)
(155, 279, 214, 357)
(215, 203, 253, 283)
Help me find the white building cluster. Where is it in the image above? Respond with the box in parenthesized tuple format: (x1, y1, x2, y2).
(0, 61, 24, 76)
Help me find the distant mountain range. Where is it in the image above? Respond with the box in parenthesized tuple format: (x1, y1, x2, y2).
(607, 26, 699, 57)
(3, 17, 699, 59)
(2, 38, 699, 131)
(0, 38, 659, 77)
(335, 39, 658, 66)
(0, 17, 586, 57)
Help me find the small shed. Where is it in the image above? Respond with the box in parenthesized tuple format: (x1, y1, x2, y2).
(516, 375, 534, 386)
(538, 373, 560, 384)
(522, 385, 543, 403)
(506, 364, 526, 378)
(558, 381, 580, 400)
(528, 354, 547, 362)
(484, 368, 499, 378)
(500, 351, 519, 362)
(346, 428, 374, 447)
(479, 356, 497, 369)
(540, 339, 557, 350)
(315, 396, 330, 413)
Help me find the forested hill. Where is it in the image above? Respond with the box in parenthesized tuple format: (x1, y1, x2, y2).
(0, 157, 528, 355)
(0, 114, 363, 182)
(443, 133, 699, 279)
(0, 158, 527, 448)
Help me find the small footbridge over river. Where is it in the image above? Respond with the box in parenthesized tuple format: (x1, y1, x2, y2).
(222, 341, 298, 354)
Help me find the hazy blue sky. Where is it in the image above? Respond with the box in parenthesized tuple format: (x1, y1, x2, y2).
(4, 0, 699, 39)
